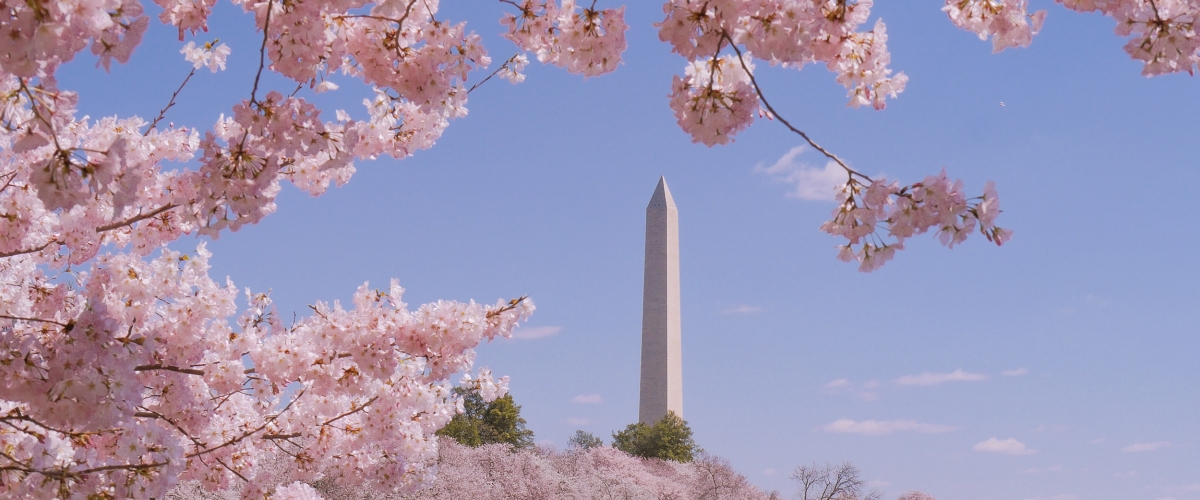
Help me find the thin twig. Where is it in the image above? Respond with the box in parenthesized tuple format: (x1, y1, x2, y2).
(249, 0, 275, 105)
(467, 54, 521, 94)
(146, 68, 196, 134)
(486, 296, 528, 319)
(186, 387, 306, 459)
(320, 396, 378, 427)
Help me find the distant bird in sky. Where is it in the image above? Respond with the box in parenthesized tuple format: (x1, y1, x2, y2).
(999, 102, 1006, 107)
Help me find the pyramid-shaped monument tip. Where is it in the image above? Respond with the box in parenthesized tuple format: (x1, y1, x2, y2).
(648, 176, 676, 210)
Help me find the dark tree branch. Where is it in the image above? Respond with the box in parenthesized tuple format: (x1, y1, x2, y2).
(721, 32, 870, 182)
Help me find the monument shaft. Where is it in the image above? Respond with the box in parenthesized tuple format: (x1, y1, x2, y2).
(639, 177, 682, 425)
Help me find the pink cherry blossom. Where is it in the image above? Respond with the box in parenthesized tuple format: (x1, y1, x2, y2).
(819, 170, 1012, 272)
(943, 0, 1048, 53)
(668, 53, 758, 146)
(502, 0, 628, 78)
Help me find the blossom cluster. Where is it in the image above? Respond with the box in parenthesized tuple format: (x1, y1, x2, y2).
(182, 41, 232, 72)
(820, 171, 1012, 272)
(502, 0, 629, 77)
(943, 0, 1048, 53)
(1066, 0, 1200, 75)
(668, 54, 758, 146)
(947, 0, 1200, 76)
(658, 0, 909, 146)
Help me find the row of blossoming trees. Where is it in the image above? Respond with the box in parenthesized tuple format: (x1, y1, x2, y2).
(167, 440, 938, 500)
(1, 0, 1196, 497)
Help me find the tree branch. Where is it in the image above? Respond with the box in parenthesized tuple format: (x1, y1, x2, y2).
(467, 54, 522, 94)
(0, 314, 69, 328)
(486, 296, 528, 319)
(134, 364, 206, 376)
(321, 396, 378, 427)
(146, 69, 196, 134)
(249, 0, 275, 105)
(95, 203, 179, 232)
(721, 32, 870, 182)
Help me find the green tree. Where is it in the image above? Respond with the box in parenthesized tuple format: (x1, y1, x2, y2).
(611, 411, 699, 462)
(436, 388, 535, 448)
(567, 430, 604, 449)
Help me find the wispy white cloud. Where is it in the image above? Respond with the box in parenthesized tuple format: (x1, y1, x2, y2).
(821, 419, 956, 436)
(571, 394, 603, 404)
(763, 469, 779, 476)
(1114, 470, 1139, 479)
(856, 392, 880, 402)
(822, 379, 879, 401)
(1090, 438, 1106, 444)
(1172, 484, 1200, 493)
(755, 146, 845, 201)
(1002, 368, 1029, 377)
(895, 369, 989, 386)
(1123, 441, 1170, 452)
(975, 438, 1037, 455)
(1020, 465, 1064, 474)
(723, 305, 764, 314)
(511, 325, 562, 340)
(1022, 495, 1077, 500)
(566, 417, 590, 426)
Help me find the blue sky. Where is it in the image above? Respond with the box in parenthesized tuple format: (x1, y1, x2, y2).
(59, 1, 1198, 499)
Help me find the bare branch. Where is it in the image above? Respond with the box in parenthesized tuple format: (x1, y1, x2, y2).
(791, 462, 875, 500)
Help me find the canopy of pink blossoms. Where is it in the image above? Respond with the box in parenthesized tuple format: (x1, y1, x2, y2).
(1, 0, 1195, 497)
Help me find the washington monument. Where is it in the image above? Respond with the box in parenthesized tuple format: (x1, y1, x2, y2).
(639, 177, 683, 425)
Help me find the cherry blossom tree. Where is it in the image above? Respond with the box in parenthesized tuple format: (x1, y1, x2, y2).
(1, 0, 1196, 498)
(303, 440, 773, 499)
(171, 442, 936, 500)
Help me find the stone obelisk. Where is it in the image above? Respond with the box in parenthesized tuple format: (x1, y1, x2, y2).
(639, 177, 683, 425)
